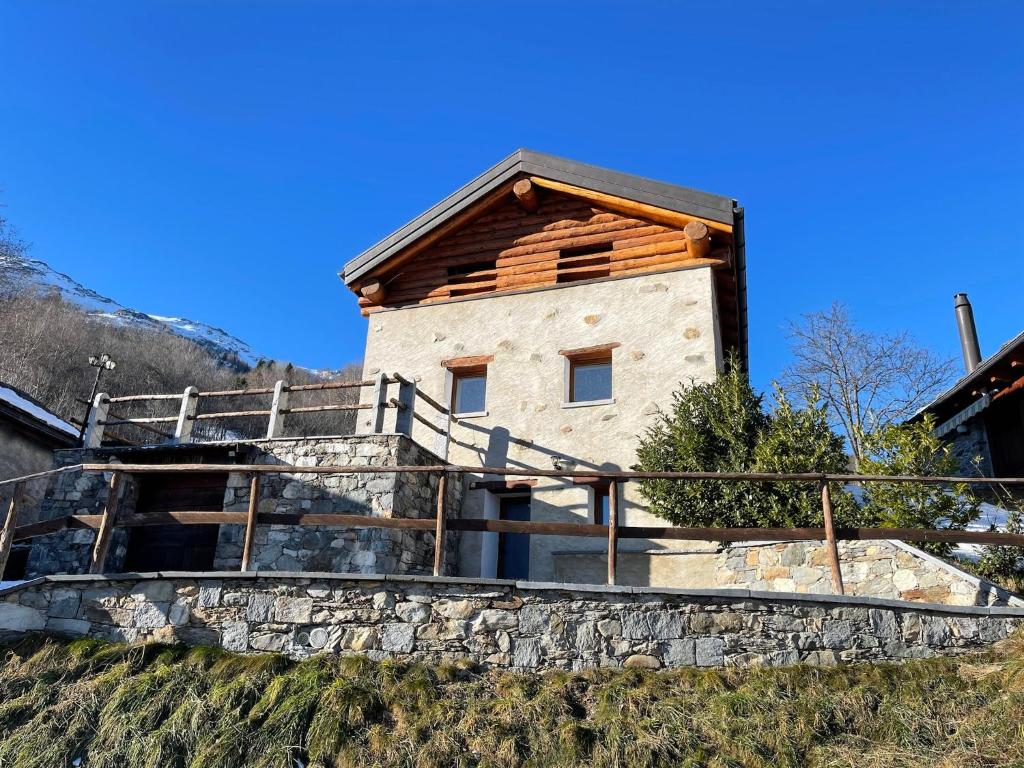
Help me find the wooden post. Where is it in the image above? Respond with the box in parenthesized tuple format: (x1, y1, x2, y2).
(240, 473, 260, 572)
(0, 482, 27, 578)
(820, 480, 845, 595)
(83, 393, 110, 448)
(173, 386, 199, 443)
(394, 374, 416, 437)
(432, 471, 448, 576)
(370, 371, 388, 433)
(90, 472, 123, 574)
(265, 380, 289, 439)
(607, 480, 619, 586)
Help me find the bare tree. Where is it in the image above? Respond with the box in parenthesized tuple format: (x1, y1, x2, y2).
(783, 302, 955, 465)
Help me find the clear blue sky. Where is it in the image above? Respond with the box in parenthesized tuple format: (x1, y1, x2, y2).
(2, 2, 1021, 391)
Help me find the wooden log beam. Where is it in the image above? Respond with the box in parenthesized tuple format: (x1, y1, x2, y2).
(359, 280, 387, 304)
(0, 482, 27, 578)
(683, 221, 712, 260)
(433, 472, 448, 576)
(512, 179, 540, 213)
(241, 473, 260, 572)
(90, 472, 123, 574)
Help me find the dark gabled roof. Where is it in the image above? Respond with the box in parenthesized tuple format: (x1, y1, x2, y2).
(342, 149, 739, 285)
(915, 330, 1024, 425)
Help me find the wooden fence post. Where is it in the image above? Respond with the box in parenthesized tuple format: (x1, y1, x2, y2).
(433, 471, 448, 577)
(241, 473, 260, 571)
(0, 482, 27, 578)
(370, 372, 388, 433)
(173, 386, 199, 443)
(90, 472, 123, 574)
(265, 380, 289, 439)
(83, 393, 110, 448)
(820, 480, 845, 595)
(394, 373, 416, 437)
(607, 480, 619, 586)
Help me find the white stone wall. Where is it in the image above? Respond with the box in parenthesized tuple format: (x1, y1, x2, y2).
(358, 268, 723, 580)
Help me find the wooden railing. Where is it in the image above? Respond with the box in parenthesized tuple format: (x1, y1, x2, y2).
(3, 464, 1023, 596)
(81, 372, 440, 448)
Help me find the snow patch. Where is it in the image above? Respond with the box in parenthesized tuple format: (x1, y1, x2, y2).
(0, 385, 77, 436)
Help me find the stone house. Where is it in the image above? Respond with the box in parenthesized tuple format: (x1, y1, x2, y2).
(344, 149, 746, 585)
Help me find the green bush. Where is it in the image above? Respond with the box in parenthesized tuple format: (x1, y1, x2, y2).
(633, 358, 860, 528)
(858, 417, 979, 555)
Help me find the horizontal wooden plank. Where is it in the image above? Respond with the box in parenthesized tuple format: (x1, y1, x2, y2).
(448, 518, 608, 538)
(11, 517, 70, 541)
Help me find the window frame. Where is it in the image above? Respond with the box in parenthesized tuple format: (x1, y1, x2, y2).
(560, 343, 619, 407)
(443, 354, 493, 418)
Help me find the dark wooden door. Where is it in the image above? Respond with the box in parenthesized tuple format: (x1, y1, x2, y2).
(122, 472, 227, 572)
(497, 496, 531, 580)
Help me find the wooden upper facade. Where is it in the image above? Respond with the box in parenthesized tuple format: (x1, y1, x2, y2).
(342, 151, 748, 363)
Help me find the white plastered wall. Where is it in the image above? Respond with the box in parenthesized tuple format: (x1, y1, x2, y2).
(357, 267, 724, 582)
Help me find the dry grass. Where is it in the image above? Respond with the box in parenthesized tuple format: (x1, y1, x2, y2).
(1, 633, 1023, 767)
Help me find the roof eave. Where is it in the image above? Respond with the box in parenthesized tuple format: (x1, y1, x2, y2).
(341, 149, 737, 286)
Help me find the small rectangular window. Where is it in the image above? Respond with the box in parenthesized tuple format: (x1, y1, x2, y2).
(453, 369, 487, 415)
(570, 358, 612, 402)
(560, 344, 618, 406)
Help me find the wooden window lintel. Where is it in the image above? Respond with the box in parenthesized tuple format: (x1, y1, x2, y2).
(558, 342, 620, 359)
(442, 354, 495, 370)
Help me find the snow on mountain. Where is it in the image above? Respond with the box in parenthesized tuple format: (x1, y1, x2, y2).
(0, 254, 259, 367)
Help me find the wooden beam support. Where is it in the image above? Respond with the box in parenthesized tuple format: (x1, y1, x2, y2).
(90, 472, 123, 574)
(607, 480, 619, 586)
(359, 279, 387, 304)
(528, 176, 733, 234)
(820, 481, 845, 595)
(240, 473, 260, 572)
(0, 482, 27, 578)
(433, 472, 448, 576)
(683, 221, 712, 260)
(512, 178, 540, 213)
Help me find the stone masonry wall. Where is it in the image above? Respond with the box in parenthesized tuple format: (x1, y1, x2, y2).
(554, 539, 1021, 608)
(25, 436, 459, 579)
(1, 574, 1021, 669)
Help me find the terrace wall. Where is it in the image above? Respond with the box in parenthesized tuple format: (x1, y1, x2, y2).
(2, 573, 1022, 669)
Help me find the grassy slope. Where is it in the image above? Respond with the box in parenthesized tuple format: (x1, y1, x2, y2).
(1, 634, 1023, 768)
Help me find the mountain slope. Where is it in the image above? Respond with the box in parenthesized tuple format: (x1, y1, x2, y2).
(0, 254, 258, 366)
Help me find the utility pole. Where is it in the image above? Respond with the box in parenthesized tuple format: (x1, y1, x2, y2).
(79, 353, 117, 443)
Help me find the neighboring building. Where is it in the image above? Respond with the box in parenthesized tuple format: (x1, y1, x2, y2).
(344, 149, 746, 583)
(0, 382, 78, 577)
(916, 294, 1024, 478)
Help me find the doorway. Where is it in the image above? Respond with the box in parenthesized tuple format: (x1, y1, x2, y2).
(122, 471, 227, 572)
(497, 495, 530, 580)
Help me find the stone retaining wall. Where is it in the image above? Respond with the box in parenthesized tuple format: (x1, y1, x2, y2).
(2, 573, 1021, 669)
(26, 435, 460, 578)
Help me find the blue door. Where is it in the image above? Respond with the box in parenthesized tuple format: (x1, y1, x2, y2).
(498, 496, 531, 580)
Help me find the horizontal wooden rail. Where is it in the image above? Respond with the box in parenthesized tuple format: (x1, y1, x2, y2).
(106, 393, 183, 403)
(193, 410, 272, 420)
(286, 380, 375, 391)
(0, 464, 84, 489)
(75, 462, 1024, 486)
(280, 404, 372, 414)
(100, 416, 179, 425)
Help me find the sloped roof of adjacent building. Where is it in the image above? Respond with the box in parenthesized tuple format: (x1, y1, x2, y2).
(341, 149, 741, 284)
(0, 382, 79, 446)
(915, 330, 1024, 427)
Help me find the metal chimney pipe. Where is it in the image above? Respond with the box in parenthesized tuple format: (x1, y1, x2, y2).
(954, 293, 982, 374)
